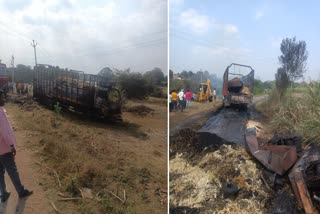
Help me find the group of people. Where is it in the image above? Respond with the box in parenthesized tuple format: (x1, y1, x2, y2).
(169, 89, 193, 112)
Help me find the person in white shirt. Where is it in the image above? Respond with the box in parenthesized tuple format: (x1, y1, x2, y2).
(213, 88, 217, 101)
(178, 89, 185, 112)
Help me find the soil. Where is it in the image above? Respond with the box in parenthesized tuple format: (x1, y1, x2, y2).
(124, 105, 155, 116)
(2, 94, 167, 213)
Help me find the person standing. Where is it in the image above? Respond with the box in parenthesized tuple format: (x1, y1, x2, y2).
(185, 89, 192, 107)
(213, 88, 217, 101)
(171, 90, 178, 111)
(0, 97, 33, 202)
(178, 89, 185, 112)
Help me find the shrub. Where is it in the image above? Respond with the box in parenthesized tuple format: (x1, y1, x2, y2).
(54, 102, 62, 115)
(148, 86, 166, 98)
(261, 83, 320, 143)
(117, 72, 149, 99)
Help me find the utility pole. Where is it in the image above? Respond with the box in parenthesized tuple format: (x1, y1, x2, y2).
(11, 55, 14, 82)
(31, 40, 38, 66)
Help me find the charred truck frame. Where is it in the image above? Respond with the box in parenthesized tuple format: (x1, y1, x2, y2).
(33, 64, 122, 121)
(223, 63, 254, 108)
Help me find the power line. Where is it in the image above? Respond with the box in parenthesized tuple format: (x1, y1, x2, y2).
(90, 38, 167, 57)
(73, 30, 167, 54)
(40, 37, 167, 60)
(170, 27, 237, 45)
(170, 31, 276, 64)
(0, 18, 166, 65)
(0, 19, 55, 62)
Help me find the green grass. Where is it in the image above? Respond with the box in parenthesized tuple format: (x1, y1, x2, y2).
(259, 84, 320, 144)
(287, 87, 309, 94)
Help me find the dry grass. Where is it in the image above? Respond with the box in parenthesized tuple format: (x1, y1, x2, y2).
(170, 145, 268, 213)
(6, 96, 167, 214)
(257, 83, 320, 143)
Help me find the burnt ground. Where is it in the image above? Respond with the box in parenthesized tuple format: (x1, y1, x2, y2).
(170, 96, 267, 162)
(170, 95, 303, 213)
(170, 101, 223, 136)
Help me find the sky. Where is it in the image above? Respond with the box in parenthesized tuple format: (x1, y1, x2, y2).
(0, 0, 167, 74)
(170, 0, 320, 81)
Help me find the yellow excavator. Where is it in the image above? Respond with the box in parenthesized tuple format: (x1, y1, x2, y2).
(198, 79, 213, 102)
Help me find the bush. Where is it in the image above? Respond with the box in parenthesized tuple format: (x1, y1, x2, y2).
(144, 68, 165, 86)
(54, 102, 62, 115)
(117, 72, 149, 99)
(260, 83, 320, 143)
(148, 86, 166, 98)
(116, 71, 167, 99)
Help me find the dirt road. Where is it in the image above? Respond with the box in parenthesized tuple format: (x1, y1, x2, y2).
(170, 101, 222, 136)
(0, 108, 53, 214)
(199, 95, 268, 145)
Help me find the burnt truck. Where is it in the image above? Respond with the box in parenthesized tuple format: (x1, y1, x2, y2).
(33, 64, 122, 121)
(0, 61, 9, 101)
(222, 63, 254, 108)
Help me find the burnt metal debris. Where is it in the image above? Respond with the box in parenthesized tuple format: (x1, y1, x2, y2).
(245, 128, 298, 175)
(289, 144, 320, 214)
(269, 132, 303, 156)
(245, 128, 320, 214)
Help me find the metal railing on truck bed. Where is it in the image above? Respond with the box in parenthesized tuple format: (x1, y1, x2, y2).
(223, 63, 254, 107)
(33, 64, 122, 121)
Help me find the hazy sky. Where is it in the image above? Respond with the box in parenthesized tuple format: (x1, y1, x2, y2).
(0, 0, 167, 74)
(170, 0, 320, 81)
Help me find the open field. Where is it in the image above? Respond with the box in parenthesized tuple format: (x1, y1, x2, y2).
(4, 94, 167, 213)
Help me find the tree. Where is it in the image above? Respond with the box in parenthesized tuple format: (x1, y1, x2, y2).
(143, 67, 164, 85)
(117, 72, 149, 99)
(180, 70, 188, 79)
(98, 67, 114, 79)
(276, 37, 308, 96)
(7, 64, 33, 83)
(275, 67, 290, 96)
(169, 70, 173, 80)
